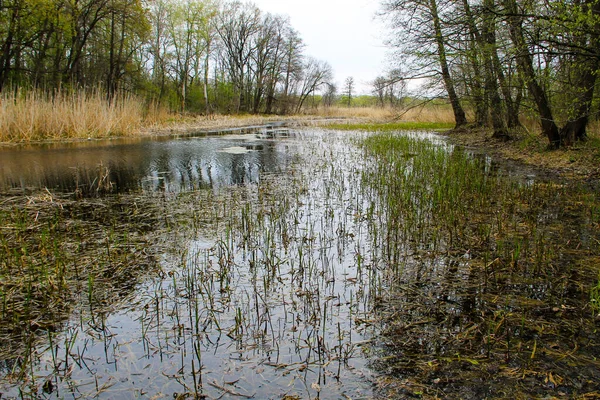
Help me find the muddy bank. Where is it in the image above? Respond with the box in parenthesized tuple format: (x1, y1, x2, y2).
(442, 127, 600, 182)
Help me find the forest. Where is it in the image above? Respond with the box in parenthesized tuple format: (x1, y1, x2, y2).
(0, 0, 333, 115)
(382, 0, 600, 147)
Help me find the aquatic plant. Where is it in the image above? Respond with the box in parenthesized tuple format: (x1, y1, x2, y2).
(1, 130, 599, 399)
(359, 132, 600, 398)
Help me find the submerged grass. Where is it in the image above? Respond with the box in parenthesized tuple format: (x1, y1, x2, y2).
(359, 132, 600, 399)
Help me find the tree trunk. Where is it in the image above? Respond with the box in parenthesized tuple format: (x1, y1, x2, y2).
(429, 0, 468, 128)
(461, 0, 488, 127)
(0, 2, 20, 91)
(482, 0, 508, 139)
(492, 52, 520, 129)
(503, 0, 560, 146)
(203, 49, 211, 116)
(558, 0, 600, 145)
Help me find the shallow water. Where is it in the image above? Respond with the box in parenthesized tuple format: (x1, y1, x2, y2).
(0, 129, 294, 194)
(1, 128, 598, 399)
(0, 129, 381, 399)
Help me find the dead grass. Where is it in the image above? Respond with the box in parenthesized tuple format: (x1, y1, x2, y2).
(142, 113, 297, 135)
(0, 90, 146, 142)
(304, 105, 456, 124)
(0, 93, 457, 143)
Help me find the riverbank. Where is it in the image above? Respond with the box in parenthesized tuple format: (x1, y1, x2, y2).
(443, 126, 600, 182)
(4, 104, 598, 183)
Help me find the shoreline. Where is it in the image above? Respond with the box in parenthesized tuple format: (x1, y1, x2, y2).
(3, 117, 598, 183)
(440, 127, 600, 183)
(0, 115, 352, 148)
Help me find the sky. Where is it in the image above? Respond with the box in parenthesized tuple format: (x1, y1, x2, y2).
(250, 0, 389, 95)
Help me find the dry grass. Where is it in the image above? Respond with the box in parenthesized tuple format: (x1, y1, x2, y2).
(0, 92, 459, 143)
(304, 105, 456, 124)
(0, 90, 146, 142)
(305, 106, 396, 120)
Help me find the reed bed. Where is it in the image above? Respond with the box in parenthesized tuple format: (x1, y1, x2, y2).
(0, 90, 145, 141)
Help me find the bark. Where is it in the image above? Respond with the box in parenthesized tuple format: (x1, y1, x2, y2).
(558, 0, 600, 145)
(482, 0, 508, 139)
(503, 0, 561, 146)
(461, 0, 488, 127)
(203, 40, 211, 116)
(492, 52, 520, 129)
(0, 1, 20, 90)
(429, 0, 468, 128)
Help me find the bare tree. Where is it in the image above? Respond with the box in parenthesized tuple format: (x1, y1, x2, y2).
(295, 57, 333, 113)
(216, 1, 261, 112)
(382, 0, 467, 127)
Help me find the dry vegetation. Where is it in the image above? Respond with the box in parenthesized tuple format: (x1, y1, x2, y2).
(0, 90, 149, 142)
(0, 88, 461, 144)
(306, 104, 457, 124)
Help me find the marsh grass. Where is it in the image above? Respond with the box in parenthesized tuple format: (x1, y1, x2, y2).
(360, 133, 600, 398)
(0, 90, 145, 142)
(0, 191, 164, 372)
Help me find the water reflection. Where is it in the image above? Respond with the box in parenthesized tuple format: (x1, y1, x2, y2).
(0, 132, 295, 194)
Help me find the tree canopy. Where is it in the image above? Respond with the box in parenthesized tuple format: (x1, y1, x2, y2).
(382, 0, 600, 146)
(0, 0, 333, 114)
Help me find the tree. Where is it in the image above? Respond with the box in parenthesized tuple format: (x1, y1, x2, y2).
(216, 1, 261, 112)
(501, 0, 600, 146)
(0, 0, 335, 116)
(344, 76, 354, 106)
(322, 82, 337, 107)
(372, 76, 386, 107)
(382, 0, 600, 147)
(382, 0, 468, 128)
(295, 58, 332, 113)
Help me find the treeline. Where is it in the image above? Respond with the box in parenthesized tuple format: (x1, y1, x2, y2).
(383, 0, 600, 147)
(0, 0, 333, 114)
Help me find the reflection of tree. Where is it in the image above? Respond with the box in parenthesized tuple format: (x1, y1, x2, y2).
(0, 133, 296, 195)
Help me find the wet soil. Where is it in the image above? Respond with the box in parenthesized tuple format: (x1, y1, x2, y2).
(443, 127, 600, 182)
